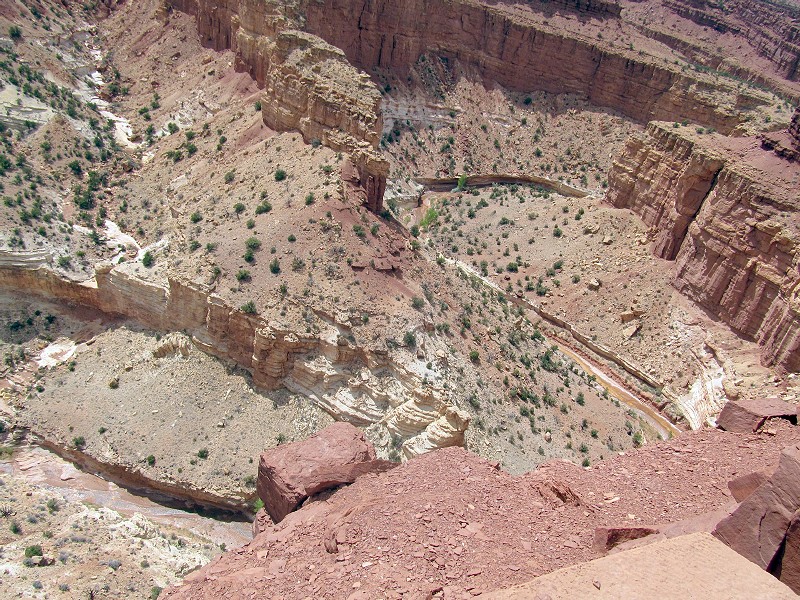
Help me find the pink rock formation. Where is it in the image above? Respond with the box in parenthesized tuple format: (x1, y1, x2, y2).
(607, 122, 800, 372)
(716, 398, 797, 433)
(727, 470, 774, 503)
(163, 423, 800, 599)
(256, 422, 395, 523)
(779, 510, 800, 593)
(713, 444, 800, 570)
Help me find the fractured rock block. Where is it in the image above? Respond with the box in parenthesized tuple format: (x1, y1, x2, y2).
(716, 398, 796, 433)
(257, 422, 396, 523)
(593, 526, 659, 554)
(777, 510, 800, 593)
(727, 469, 774, 503)
(713, 444, 800, 569)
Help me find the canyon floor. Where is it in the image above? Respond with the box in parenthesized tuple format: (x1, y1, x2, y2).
(0, 0, 798, 597)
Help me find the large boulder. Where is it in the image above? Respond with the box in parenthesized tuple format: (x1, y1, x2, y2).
(256, 422, 395, 523)
(713, 444, 800, 569)
(716, 398, 796, 433)
(778, 510, 800, 593)
(727, 469, 774, 503)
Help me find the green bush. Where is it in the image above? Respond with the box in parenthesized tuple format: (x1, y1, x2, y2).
(403, 330, 416, 348)
(142, 251, 154, 268)
(25, 545, 43, 558)
(269, 258, 280, 274)
(197, 448, 209, 459)
(241, 301, 257, 314)
(274, 169, 287, 181)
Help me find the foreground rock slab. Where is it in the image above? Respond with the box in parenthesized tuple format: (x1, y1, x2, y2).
(717, 398, 797, 433)
(714, 444, 800, 570)
(163, 423, 800, 599)
(257, 422, 395, 523)
(482, 532, 796, 599)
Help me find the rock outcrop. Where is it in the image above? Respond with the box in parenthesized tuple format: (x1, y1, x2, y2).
(166, 0, 388, 213)
(0, 259, 469, 457)
(714, 444, 800, 575)
(607, 122, 800, 373)
(664, 0, 800, 82)
(164, 0, 790, 216)
(256, 422, 394, 523)
(779, 511, 800, 593)
(302, 0, 771, 134)
(162, 424, 800, 599)
(716, 397, 797, 433)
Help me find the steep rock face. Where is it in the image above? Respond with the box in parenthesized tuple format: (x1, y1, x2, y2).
(606, 123, 725, 260)
(664, 0, 800, 81)
(256, 422, 394, 523)
(0, 260, 469, 456)
(792, 107, 800, 147)
(301, 0, 768, 134)
(166, 0, 388, 213)
(607, 123, 800, 372)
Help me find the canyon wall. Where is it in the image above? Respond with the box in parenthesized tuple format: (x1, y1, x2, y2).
(299, 0, 769, 134)
(166, 0, 388, 213)
(664, 0, 800, 81)
(164, 0, 785, 215)
(608, 122, 800, 372)
(0, 260, 468, 458)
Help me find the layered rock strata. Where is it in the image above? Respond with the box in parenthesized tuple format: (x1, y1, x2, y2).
(164, 0, 785, 217)
(607, 122, 800, 373)
(165, 0, 388, 212)
(0, 260, 469, 458)
(301, 0, 771, 134)
(664, 0, 800, 82)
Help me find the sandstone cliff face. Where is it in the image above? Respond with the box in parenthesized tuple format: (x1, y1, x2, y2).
(300, 0, 768, 134)
(0, 260, 468, 456)
(166, 0, 389, 213)
(606, 124, 725, 260)
(664, 0, 800, 81)
(608, 122, 800, 373)
(791, 107, 800, 147)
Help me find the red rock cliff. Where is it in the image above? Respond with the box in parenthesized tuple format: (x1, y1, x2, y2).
(300, 0, 769, 134)
(608, 122, 800, 372)
(166, 0, 389, 213)
(664, 0, 800, 81)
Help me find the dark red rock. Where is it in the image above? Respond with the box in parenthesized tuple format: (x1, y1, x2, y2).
(727, 470, 774, 503)
(593, 526, 660, 553)
(257, 422, 396, 523)
(777, 510, 800, 593)
(716, 398, 796, 433)
(713, 444, 800, 569)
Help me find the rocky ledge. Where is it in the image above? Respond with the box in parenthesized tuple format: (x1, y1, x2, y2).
(162, 418, 800, 598)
